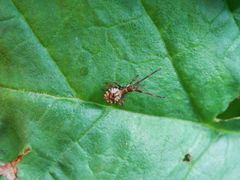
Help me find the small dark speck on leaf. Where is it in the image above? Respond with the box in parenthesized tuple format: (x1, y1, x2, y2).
(183, 153, 192, 162)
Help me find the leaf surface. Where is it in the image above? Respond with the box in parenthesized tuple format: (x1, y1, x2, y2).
(0, 0, 240, 179)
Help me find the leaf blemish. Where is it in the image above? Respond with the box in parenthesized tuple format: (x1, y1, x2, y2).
(182, 153, 192, 162)
(0, 148, 30, 180)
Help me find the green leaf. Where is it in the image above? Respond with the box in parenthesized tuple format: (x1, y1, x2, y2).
(0, 0, 240, 179)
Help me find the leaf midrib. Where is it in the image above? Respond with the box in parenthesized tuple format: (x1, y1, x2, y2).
(2, 84, 240, 135)
(0, 84, 179, 121)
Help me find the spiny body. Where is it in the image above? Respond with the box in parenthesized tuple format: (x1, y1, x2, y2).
(103, 85, 137, 105)
(103, 68, 165, 105)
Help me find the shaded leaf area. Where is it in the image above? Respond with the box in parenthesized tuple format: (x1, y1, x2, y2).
(227, 0, 240, 26)
(227, 0, 240, 12)
(1, 0, 240, 122)
(213, 117, 240, 132)
(218, 98, 240, 119)
(1, 88, 240, 179)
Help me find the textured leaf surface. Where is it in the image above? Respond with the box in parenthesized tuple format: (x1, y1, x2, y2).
(0, 0, 240, 179)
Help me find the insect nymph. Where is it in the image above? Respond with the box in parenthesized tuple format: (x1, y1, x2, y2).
(103, 68, 165, 105)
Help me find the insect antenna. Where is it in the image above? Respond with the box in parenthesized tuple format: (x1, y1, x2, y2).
(129, 75, 139, 85)
(135, 89, 165, 98)
(133, 68, 161, 86)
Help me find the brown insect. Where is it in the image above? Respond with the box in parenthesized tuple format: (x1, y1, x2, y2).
(103, 68, 165, 105)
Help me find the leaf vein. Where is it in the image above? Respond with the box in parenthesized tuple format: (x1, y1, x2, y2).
(10, 0, 78, 97)
(183, 134, 220, 180)
(140, 1, 203, 120)
(37, 109, 109, 179)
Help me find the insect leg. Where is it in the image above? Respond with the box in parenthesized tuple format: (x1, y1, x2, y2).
(134, 84, 145, 89)
(133, 68, 161, 86)
(129, 75, 139, 85)
(134, 89, 165, 98)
